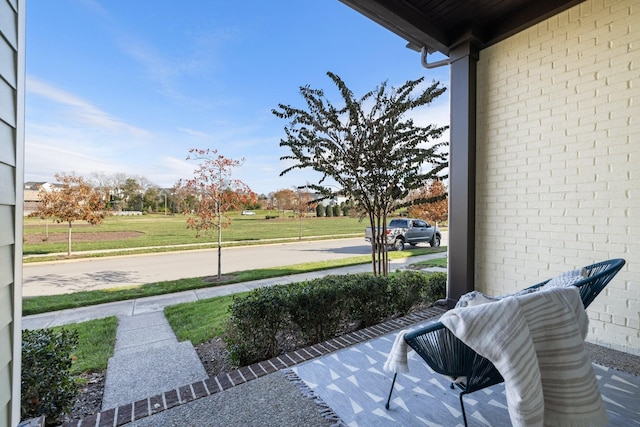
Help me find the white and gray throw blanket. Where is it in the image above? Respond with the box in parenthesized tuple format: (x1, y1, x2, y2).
(440, 286, 608, 427)
(383, 329, 411, 374)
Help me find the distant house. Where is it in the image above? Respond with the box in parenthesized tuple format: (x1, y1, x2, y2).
(22, 181, 61, 215)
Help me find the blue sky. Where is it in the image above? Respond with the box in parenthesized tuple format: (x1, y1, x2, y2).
(25, 0, 450, 195)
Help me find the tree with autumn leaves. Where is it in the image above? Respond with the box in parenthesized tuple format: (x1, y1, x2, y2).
(180, 148, 256, 279)
(32, 173, 104, 256)
(408, 180, 449, 226)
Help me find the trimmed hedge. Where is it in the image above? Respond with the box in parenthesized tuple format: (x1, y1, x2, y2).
(225, 271, 446, 366)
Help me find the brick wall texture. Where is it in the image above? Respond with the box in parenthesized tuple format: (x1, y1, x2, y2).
(475, 0, 639, 355)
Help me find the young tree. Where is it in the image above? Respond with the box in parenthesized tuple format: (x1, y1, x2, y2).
(273, 72, 448, 276)
(408, 180, 449, 226)
(33, 173, 104, 256)
(271, 188, 296, 217)
(143, 186, 161, 213)
(291, 187, 313, 240)
(181, 148, 256, 279)
(122, 178, 143, 211)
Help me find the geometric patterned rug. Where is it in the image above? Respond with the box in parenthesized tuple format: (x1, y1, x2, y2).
(292, 321, 640, 427)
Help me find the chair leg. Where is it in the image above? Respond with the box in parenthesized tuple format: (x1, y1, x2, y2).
(459, 392, 469, 427)
(385, 373, 398, 410)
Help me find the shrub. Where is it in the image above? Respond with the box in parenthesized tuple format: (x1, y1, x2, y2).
(325, 205, 333, 217)
(343, 274, 392, 328)
(285, 277, 348, 345)
(21, 328, 79, 425)
(225, 286, 288, 366)
(315, 204, 325, 217)
(332, 205, 340, 217)
(422, 272, 447, 303)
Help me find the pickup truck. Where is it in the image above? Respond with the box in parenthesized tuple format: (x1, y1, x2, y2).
(365, 218, 441, 251)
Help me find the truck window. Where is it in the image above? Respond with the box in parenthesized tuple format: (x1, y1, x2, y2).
(389, 219, 408, 228)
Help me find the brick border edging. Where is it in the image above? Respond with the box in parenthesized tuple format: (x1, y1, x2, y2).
(61, 306, 446, 427)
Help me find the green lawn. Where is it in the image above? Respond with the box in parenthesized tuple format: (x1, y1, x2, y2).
(23, 213, 365, 256)
(410, 257, 447, 268)
(22, 247, 447, 315)
(165, 294, 244, 345)
(51, 316, 118, 375)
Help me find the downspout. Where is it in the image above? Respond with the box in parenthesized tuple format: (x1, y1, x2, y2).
(421, 46, 450, 69)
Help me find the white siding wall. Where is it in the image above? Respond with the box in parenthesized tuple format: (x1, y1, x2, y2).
(476, 0, 639, 355)
(0, 0, 24, 425)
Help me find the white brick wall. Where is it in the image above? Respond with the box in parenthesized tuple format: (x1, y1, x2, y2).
(476, 0, 640, 355)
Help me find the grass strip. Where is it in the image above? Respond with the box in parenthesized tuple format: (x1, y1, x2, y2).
(23, 247, 446, 316)
(410, 257, 448, 268)
(164, 294, 247, 345)
(50, 316, 118, 375)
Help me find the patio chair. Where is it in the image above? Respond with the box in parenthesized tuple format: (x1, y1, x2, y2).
(385, 258, 625, 427)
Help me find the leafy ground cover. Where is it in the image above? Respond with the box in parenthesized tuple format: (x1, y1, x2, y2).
(22, 247, 446, 315)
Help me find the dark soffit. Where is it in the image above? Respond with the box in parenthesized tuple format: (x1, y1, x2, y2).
(340, 0, 586, 55)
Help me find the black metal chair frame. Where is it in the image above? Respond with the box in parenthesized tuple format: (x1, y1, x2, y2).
(385, 258, 625, 426)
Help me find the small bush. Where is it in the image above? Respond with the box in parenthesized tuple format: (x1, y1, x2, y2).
(343, 274, 392, 328)
(225, 286, 288, 366)
(422, 272, 447, 303)
(21, 328, 79, 425)
(325, 205, 333, 217)
(332, 205, 340, 217)
(315, 204, 325, 217)
(285, 277, 348, 345)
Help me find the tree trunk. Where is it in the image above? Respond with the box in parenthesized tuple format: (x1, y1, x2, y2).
(217, 203, 222, 280)
(67, 221, 72, 256)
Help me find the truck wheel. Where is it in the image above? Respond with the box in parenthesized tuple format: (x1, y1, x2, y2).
(393, 239, 405, 251)
(430, 235, 441, 247)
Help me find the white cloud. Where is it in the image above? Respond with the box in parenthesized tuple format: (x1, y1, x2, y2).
(178, 127, 211, 138)
(27, 77, 152, 138)
(24, 77, 168, 185)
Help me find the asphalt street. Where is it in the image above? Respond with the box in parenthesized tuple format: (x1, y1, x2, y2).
(23, 238, 366, 296)
(22, 236, 447, 297)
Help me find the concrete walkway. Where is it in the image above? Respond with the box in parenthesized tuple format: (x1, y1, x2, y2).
(101, 312, 208, 411)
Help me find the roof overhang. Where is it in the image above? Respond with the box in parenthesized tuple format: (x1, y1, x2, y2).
(340, 0, 586, 56)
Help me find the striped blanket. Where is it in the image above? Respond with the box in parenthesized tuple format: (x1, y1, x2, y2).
(440, 286, 608, 427)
